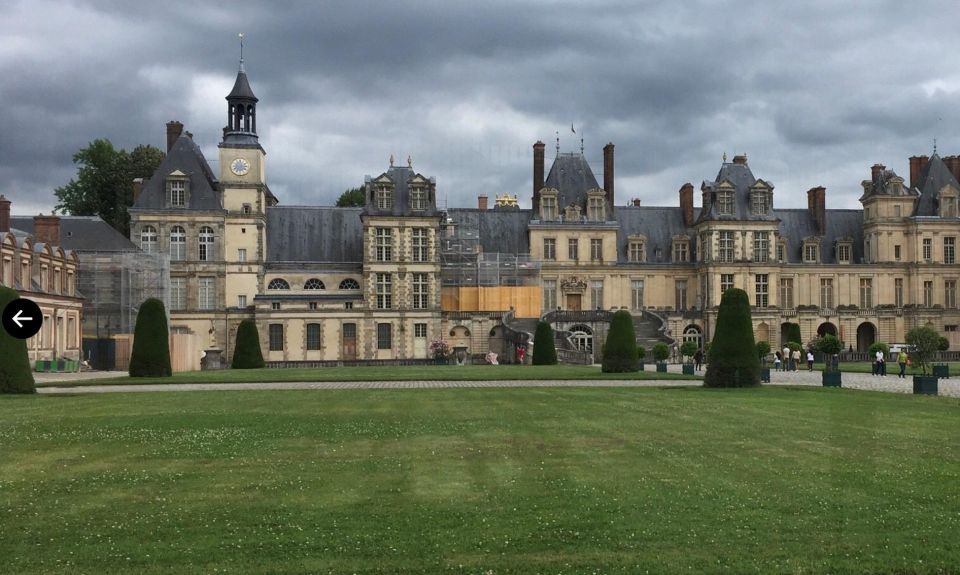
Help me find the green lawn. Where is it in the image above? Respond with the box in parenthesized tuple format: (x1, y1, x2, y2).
(2, 387, 959, 574)
(38, 364, 699, 387)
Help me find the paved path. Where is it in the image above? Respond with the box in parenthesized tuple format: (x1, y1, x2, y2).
(36, 366, 959, 397)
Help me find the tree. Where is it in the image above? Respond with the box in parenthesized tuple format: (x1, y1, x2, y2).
(336, 187, 365, 207)
(705, 288, 760, 388)
(601, 310, 638, 372)
(652, 342, 670, 364)
(0, 285, 36, 394)
(532, 321, 557, 365)
(231, 319, 265, 369)
(906, 326, 940, 376)
(938, 336, 950, 352)
(868, 342, 890, 356)
(818, 334, 843, 372)
(129, 298, 171, 377)
(636, 345, 646, 361)
(54, 139, 164, 236)
(680, 341, 699, 364)
(755, 340, 771, 361)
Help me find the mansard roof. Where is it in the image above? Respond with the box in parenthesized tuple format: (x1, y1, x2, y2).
(363, 165, 440, 217)
(774, 208, 864, 264)
(698, 158, 777, 223)
(543, 153, 602, 210)
(266, 206, 363, 263)
(133, 134, 222, 211)
(9, 216, 137, 252)
(913, 153, 959, 217)
(446, 208, 533, 255)
(615, 206, 699, 263)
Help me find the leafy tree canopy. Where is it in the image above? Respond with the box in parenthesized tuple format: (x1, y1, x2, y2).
(54, 140, 164, 236)
(906, 326, 940, 376)
(336, 187, 365, 207)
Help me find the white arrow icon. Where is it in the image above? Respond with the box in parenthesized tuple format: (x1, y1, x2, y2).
(12, 309, 33, 328)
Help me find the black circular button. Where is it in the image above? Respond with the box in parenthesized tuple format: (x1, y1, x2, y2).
(2, 298, 43, 340)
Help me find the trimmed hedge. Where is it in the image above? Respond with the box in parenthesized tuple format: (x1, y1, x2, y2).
(129, 298, 172, 377)
(0, 285, 36, 394)
(232, 319, 265, 369)
(705, 288, 760, 387)
(602, 310, 638, 372)
(784, 323, 802, 348)
(532, 321, 557, 365)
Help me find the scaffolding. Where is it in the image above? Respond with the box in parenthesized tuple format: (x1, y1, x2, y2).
(76, 251, 170, 338)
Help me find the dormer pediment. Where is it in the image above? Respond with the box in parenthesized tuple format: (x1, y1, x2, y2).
(717, 180, 736, 190)
(936, 184, 959, 198)
(373, 174, 394, 185)
(168, 169, 187, 177)
(408, 174, 429, 185)
(751, 179, 774, 192)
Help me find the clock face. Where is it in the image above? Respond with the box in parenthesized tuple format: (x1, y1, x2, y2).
(230, 158, 250, 176)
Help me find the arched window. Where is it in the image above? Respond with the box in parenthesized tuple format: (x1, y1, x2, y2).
(140, 226, 157, 253)
(198, 226, 215, 261)
(268, 278, 290, 290)
(570, 324, 593, 353)
(339, 278, 360, 290)
(170, 226, 186, 261)
(682, 325, 703, 349)
(304, 278, 325, 290)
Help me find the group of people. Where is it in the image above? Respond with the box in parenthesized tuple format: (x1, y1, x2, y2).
(879, 349, 911, 378)
(774, 347, 813, 371)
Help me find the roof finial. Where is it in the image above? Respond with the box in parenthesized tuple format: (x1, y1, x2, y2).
(555, 130, 560, 157)
(238, 33, 245, 72)
(407, 155, 412, 167)
(722, 151, 727, 162)
(389, 154, 394, 167)
(934, 137, 938, 155)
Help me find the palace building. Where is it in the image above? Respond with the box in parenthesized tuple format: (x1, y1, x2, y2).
(128, 60, 960, 366)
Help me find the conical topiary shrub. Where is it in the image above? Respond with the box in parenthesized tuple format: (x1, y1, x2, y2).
(704, 288, 760, 387)
(232, 319, 265, 369)
(784, 322, 802, 348)
(129, 297, 172, 377)
(0, 285, 36, 393)
(532, 321, 557, 365)
(602, 310, 638, 372)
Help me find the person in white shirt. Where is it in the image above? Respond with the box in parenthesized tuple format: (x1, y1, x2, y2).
(806, 350, 814, 371)
(875, 349, 886, 376)
(783, 346, 791, 370)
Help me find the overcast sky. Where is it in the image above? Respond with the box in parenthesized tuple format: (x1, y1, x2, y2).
(3, 0, 960, 217)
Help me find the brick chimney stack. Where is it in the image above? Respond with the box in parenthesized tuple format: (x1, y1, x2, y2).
(132, 178, 144, 204)
(0, 195, 10, 233)
(33, 214, 61, 247)
(478, 195, 488, 210)
(909, 156, 929, 189)
(807, 187, 826, 235)
(603, 142, 615, 206)
(870, 163, 885, 184)
(732, 154, 748, 165)
(679, 183, 695, 227)
(533, 141, 545, 212)
(631, 198, 641, 207)
(166, 121, 184, 152)
(942, 156, 960, 183)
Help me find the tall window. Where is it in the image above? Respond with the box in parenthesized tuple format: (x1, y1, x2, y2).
(718, 231, 734, 262)
(198, 277, 215, 310)
(720, 274, 734, 293)
(237, 248, 247, 262)
(631, 280, 644, 310)
(198, 226, 214, 261)
(568, 238, 578, 261)
(587, 196, 605, 221)
(946, 280, 957, 309)
(590, 280, 603, 310)
(412, 273, 428, 309)
(170, 179, 185, 207)
(894, 245, 901, 261)
(717, 192, 734, 215)
(804, 243, 819, 263)
(376, 273, 392, 309)
(779, 278, 793, 308)
(543, 238, 556, 260)
(753, 232, 769, 263)
(923, 238, 932, 261)
(543, 279, 557, 311)
(541, 196, 558, 221)
(140, 226, 157, 253)
(673, 240, 688, 262)
(170, 226, 186, 261)
(376, 185, 393, 210)
(675, 280, 687, 310)
(628, 241, 644, 263)
(755, 274, 768, 308)
(377, 323, 392, 349)
(894, 278, 904, 308)
(414, 323, 427, 338)
(700, 233, 710, 262)
(590, 239, 603, 261)
(751, 193, 769, 215)
(269, 324, 283, 351)
(412, 228, 429, 262)
(409, 187, 427, 211)
(777, 241, 786, 263)
(859, 278, 873, 309)
(945, 237, 956, 264)
(170, 277, 186, 310)
(923, 281, 933, 307)
(820, 278, 833, 309)
(237, 295, 247, 308)
(375, 228, 393, 262)
(306, 323, 321, 351)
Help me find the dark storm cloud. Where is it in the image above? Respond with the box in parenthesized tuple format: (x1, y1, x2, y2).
(3, 0, 960, 217)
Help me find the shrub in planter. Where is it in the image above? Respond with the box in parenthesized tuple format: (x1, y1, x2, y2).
(679, 340, 698, 375)
(129, 298, 172, 377)
(704, 288, 760, 388)
(0, 285, 36, 394)
(231, 319, 265, 369)
(907, 326, 940, 395)
(602, 310, 639, 373)
(636, 345, 646, 371)
(818, 334, 843, 387)
(653, 342, 670, 372)
(532, 321, 557, 365)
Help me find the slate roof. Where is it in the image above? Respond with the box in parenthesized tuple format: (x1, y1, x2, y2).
(543, 153, 602, 210)
(266, 206, 363, 262)
(133, 134, 222, 211)
(774, 209, 864, 264)
(9, 216, 137, 252)
(913, 154, 959, 217)
(446, 208, 533, 255)
(363, 165, 440, 217)
(698, 160, 777, 223)
(614, 206, 700, 263)
(227, 70, 258, 102)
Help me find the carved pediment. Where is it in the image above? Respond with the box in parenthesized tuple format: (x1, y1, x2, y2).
(560, 276, 588, 292)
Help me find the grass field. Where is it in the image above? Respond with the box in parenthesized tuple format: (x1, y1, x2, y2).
(3, 387, 959, 574)
(36, 364, 699, 387)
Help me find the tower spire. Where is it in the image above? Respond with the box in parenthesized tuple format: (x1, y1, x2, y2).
(238, 33, 245, 72)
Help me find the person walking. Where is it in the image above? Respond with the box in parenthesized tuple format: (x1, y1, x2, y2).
(792, 348, 801, 372)
(897, 349, 908, 378)
(774, 350, 782, 371)
(806, 350, 814, 371)
(782, 345, 791, 371)
(693, 348, 703, 371)
(875, 349, 886, 376)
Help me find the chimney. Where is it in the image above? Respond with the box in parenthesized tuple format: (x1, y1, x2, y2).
(0, 195, 10, 233)
(603, 142, 615, 206)
(166, 120, 184, 152)
(679, 183, 694, 227)
(477, 195, 488, 210)
(807, 187, 826, 235)
(33, 213, 61, 247)
(533, 141, 545, 212)
(132, 178, 144, 204)
(943, 156, 960, 183)
(631, 198, 641, 207)
(870, 163, 885, 184)
(909, 156, 929, 189)
(732, 154, 748, 165)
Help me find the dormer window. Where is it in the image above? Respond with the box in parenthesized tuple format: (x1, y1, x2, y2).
(587, 190, 606, 221)
(627, 235, 646, 263)
(564, 205, 582, 221)
(941, 192, 958, 218)
(140, 226, 157, 254)
(777, 239, 787, 263)
(167, 177, 188, 207)
(717, 191, 735, 215)
(672, 237, 689, 262)
(803, 239, 820, 263)
(835, 239, 853, 264)
(540, 190, 558, 221)
(750, 191, 770, 215)
(410, 186, 427, 211)
(376, 184, 393, 210)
